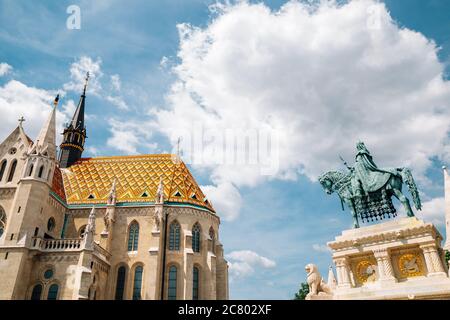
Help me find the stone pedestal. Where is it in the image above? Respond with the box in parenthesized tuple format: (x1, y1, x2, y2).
(327, 217, 450, 300)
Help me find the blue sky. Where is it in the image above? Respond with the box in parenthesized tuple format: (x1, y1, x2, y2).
(0, 0, 449, 299)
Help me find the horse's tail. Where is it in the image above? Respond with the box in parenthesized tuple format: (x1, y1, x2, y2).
(400, 168, 422, 210)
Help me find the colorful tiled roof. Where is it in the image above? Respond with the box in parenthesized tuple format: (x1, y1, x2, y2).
(60, 154, 215, 212)
(51, 166, 66, 201)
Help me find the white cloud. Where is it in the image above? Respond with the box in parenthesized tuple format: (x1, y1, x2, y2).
(417, 197, 445, 226)
(105, 95, 129, 111)
(160, 56, 169, 69)
(63, 56, 131, 111)
(153, 0, 450, 219)
(312, 243, 331, 253)
(86, 146, 100, 157)
(0, 63, 12, 76)
(201, 181, 242, 221)
(110, 74, 121, 91)
(0, 80, 70, 144)
(226, 250, 276, 279)
(106, 118, 157, 154)
(63, 56, 103, 95)
(61, 99, 77, 118)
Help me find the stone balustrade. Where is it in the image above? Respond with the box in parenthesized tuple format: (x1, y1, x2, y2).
(41, 238, 82, 251)
(93, 242, 111, 260)
(30, 237, 44, 249)
(29, 237, 111, 261)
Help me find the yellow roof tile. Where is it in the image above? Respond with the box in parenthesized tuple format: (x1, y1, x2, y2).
(61, 154, 215, 212)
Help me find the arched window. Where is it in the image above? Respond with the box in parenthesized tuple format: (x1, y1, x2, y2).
(209, 227, 215, 253)
(169, 221, 180, 251)
(47, 217, 55, 232)
(28, 164, 34, 177)
(193, 266, 200, 300)
(7, 160, 17, 182)
(88, 286, 98, 300)
(128, 221, 139, 251)
(0, 207, 6, 238)
(38, 165, 44, 178)
(0, 160, 7, 181)
(78, 225, 87, 238)
(30, 284, 42, 300)
(168, 265, 177, 300)
(192, 223, 201, 253)
(132, 266, 143, 300)
(47, 284, 59, 300)
(115, 266, 126, 300)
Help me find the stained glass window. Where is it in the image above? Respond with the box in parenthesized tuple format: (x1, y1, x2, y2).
(168, 266, 177, 300)
(169, 221, 180, 251)
(192, 223, 201, 253)
(115, 266, 126, 300)
(47, 284, 58, 300)
(128, 222, 139, 251)
(30, 284, 42, 300)
(44, 269, 53, 279)
(193, 267, 199, 300)
(133, 266, 143, 300)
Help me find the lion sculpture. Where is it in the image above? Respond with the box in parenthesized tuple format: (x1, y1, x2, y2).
(305, 264, 333, 300)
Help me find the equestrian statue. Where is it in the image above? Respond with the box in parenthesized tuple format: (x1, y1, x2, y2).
(318, 142, 421, 228)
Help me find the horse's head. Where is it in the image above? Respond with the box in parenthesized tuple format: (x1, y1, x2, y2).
(318, 172, 336, 195)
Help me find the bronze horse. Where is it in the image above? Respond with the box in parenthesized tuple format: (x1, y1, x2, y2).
(318, 168, 421, 228)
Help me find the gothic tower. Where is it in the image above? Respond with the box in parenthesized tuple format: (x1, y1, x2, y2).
(58, 72, 89, 168)
(0, 95, 60, 299)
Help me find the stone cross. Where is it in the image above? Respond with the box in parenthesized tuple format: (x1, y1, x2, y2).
(18, 116, 25, 127)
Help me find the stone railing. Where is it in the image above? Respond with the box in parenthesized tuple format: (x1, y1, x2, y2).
(30, 237, 111, 259)
(93, 242, 111, 261)
(39, 238, 82, 251)
(30, 237, 44, 249)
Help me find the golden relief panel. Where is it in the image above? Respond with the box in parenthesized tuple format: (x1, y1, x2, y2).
(60, 154, 214, 212)
(352, 256, 378, 286)
(355, 260, 377, 285)
(397, 253, 425, 278)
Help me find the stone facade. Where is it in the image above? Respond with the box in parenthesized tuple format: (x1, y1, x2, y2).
(0, 97, 229, 300)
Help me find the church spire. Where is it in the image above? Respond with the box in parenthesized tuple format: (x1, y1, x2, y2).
(59, 73, 89, 168)
(327, 266, 337, 290)
(21, 95, 59, 183)
(83, 206, 96, 250)
(35, 94, 59, 160)
(71, 72, 88, 130)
